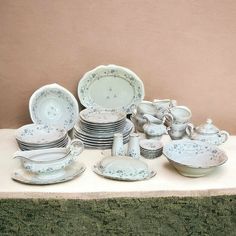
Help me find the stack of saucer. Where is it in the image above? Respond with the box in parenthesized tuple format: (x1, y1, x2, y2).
(73, 109, 134, 149)
(16, 124, 69, 151)
(139, 139, 163, 159)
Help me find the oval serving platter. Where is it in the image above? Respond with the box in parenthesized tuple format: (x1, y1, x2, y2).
(78, 65, 145, 114)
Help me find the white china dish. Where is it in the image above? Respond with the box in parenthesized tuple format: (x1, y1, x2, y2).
(80, 109, 126, 124)
(163, 140, 228, 177)
(14, 140, 84, 174)
(186, 119, 229, 146)
(16, 124, 67, 145)
(74, 119, 134, 139)
(139, 139, 163, 151)
(93, 156, 156, 181)
(12, 162, 86, 185)
(78, 65, 145, 114)
(29, 83, 79, 131)
(17, 135, 71, 151)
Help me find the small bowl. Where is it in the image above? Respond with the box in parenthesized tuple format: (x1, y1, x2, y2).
(163, 140, 228, 177)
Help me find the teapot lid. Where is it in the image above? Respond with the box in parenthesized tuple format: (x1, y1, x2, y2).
(195, 119, 219, 134)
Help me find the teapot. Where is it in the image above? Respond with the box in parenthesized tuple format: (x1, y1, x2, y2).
(186, 119, 229, 146)
(143, 114, 167, 139)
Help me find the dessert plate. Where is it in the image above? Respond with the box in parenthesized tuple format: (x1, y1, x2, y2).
(78, 65, 145, 114)
(12, 162, 86, 185)
(93, 156, 156, 181)
(29, 84, 79, 131)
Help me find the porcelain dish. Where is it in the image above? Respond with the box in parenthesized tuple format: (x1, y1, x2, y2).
(80, 109, 126, 124)
(14, 140, 84, 174)
(12, 162, 86, 185)
(78, 65, 145, 114)
(29, 83, 79, 131)
(16, 124, 66, 144)
(73, 119, 134, 149)
(163, 140, 228, 177)
(139, 139, 163, 159)
(186, 119, 229, 146)
(93, 156, 156, 181)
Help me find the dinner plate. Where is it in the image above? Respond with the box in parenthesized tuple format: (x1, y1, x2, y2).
(12, 162, 86, 185)
(74, 119, 134, 139)
(29, 83, 79, 131)
(80, 109, 126, 124)
(78, 65, 145, 114)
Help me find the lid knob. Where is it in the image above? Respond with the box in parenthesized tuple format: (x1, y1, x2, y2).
(206, 118, 212, 124)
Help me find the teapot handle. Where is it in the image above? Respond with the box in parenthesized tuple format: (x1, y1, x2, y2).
(185, 123, 195, 137)
(219, 130, 229, 144)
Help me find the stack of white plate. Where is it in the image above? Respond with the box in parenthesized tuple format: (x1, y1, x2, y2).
(139, 139, 163, 159)
(79, 109, 126, 133)
(16, 124, 69, 151)
(73, 109, 134, 149)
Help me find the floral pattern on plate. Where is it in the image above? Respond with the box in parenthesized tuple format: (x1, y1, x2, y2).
(78, 65, 145, 114)
(29, 84, 79, 131)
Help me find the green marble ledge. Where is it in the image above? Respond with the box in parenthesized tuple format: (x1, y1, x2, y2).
(0, 196, 235, 235)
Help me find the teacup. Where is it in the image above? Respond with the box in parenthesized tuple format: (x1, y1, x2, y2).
(153, 99, 177, 120)
(134, 101, 157, 117)
(167, 123, 188, 140)
(166, 106, 192, 125)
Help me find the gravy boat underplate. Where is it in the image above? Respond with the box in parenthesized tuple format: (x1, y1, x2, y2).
(13, 139, 84, 174)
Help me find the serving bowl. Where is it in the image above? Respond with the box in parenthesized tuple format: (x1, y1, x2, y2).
(163, 140, 228, 177)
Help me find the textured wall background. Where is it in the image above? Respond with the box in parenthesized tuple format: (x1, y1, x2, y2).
(0, 0, 236, 133)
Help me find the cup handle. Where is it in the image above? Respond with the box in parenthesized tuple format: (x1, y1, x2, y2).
(163, 113, 173, 127)
(69, 139, 84, 157)
(186, 123, 194, 137)
(219, 130, 229, 144)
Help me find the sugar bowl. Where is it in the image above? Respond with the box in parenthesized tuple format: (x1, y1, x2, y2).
(186, 119, 229, 145)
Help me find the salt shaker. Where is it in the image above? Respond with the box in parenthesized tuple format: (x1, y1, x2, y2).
(112, 133, 125, 156)
(127, 133, 140, 159)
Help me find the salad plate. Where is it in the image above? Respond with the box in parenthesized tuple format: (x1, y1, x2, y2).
(93, 156, 156, 181)
(29, 83, 79, 131)
(78, 65, 145, 114)
(163, 140, 228, 177)
(12, 162, 86, 185)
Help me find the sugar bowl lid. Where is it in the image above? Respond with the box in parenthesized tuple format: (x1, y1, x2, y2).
(195, 119, 220, 134)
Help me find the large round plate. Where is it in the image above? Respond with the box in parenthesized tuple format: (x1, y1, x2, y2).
(29, 84, 79, 131)
(80, 109, 126, 124)
(78, 65, 145, 114)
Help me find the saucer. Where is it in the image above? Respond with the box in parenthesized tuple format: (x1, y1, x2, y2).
(12, 162, 86, 185)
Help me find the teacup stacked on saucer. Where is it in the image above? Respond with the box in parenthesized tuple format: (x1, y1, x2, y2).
(139, 139, 163, 159)
(166, 106, 192, 140)
(16, 124, 69, 151)
(73, 109, 134, 149)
